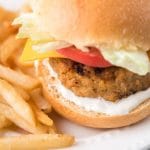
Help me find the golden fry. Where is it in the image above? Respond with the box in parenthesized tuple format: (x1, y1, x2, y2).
(0, 134, 74, 150)
(31, 88, 52, 113)
(0, 7, 74, 149)
(0, 65, 40, 90)
(0, 35, 25, 64)
(0, 103, 48, 134)
(0, 7, 17, 42)
(9, 46, 34, 69)
(48, 123, 58, 134)
(0, 79, 36, 126)
(0, 114, 12, 129)
(0, 7, 17, 22)
(15, 58, 34, 68)
(14, 85, 30, 101)
(0, 95, 7, 104)
(0, 22, 18, 43)
(29, 101, 53, 126)
(19, 66, 36, 78)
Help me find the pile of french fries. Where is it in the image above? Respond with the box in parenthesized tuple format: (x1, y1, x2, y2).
(0, 7, 74, 149)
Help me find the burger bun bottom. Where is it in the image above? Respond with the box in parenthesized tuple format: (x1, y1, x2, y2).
(38, 61, 150, 128)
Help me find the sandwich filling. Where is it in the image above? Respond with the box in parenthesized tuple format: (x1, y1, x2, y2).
(38, 59, 150, 115)
(47, 58, 150, 102)
(13, 14, 150, 75)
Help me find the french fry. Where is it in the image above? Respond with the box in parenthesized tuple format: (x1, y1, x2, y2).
(9, 46, 34, 69)
(0, 95, 7, 104)
(0, 134, 74, 150)
(0, 35, 25, 64)
(0, 7, 7, 21)
(0, 21, 18, 43)
(0, 64, 40, 90)
(49, 124, 58, 134)
(0, 8, 75, 149)
(0, 103, 48, 134)
(0, 7, 17, 42)
(0, 114, 12, 129)
(0, 79, 36, 126)
(31, 88, 52, 113)
(19, 66, 36, 78)
(0, 7, 17, 22)
(29, 101, 53, 126)
(14, 57, 34, 68)
(14, 85, 30, 101)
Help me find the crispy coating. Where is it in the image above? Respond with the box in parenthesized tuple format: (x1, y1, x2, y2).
(49, 58, 150, 102)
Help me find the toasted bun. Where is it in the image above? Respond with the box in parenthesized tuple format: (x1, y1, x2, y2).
(31, 0, 150, 50)
(37, 61, 150, 128)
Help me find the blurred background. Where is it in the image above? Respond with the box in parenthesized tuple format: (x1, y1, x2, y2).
(0, 0, 24, 10)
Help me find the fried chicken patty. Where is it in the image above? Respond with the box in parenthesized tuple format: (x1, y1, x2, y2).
(48, 58, 150, 102)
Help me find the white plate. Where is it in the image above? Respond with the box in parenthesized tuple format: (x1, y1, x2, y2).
(0, 0, 149, 149)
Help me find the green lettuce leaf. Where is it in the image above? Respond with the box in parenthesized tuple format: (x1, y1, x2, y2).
(13, 14, 150, 75)
(13, 13, 52, 41)
(100, 47, 150, 75)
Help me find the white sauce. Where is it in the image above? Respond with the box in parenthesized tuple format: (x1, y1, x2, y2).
(42, 59, 150, 116)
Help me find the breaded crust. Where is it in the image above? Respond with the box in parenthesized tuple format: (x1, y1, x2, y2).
(48, 58, 150, 102)
(38, 60, 150, 128)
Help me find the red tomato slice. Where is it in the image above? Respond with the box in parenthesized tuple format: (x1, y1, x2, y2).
(57, 47, 112, 68)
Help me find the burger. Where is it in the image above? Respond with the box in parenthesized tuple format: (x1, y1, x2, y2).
(13, 0, 150, 128)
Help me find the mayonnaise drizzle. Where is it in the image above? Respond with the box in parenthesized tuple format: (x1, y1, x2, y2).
(42, 59, 150, 116)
